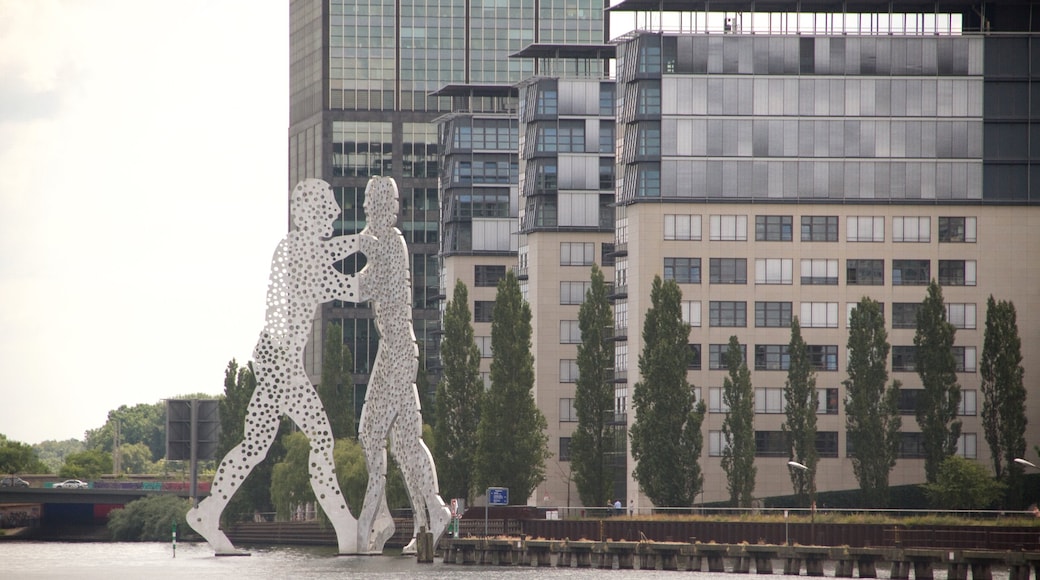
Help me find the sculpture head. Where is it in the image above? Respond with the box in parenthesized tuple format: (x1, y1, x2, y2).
(363, 176, 399, 232)
(290, 179, 340, 237)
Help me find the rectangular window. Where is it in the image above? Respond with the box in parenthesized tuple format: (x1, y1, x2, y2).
(755, 215, 793, 241)
(560, 242, 594, 266)
(801, 303, 839, 328)
(898, 389, 922, 415)
(688, 344, 702, 370)
(559, 437, 572, 461)
(756, 302, 792, 328)
(893, 260, 931, 286)
(710, 258, 748, 284)
(846, 259, 885, 285)
(892, 346, 916, 372)
(664, 257, 701, 284)
(559, 398, 577, 422)
(892, 303, 922, 329)
(681, 301, 702, 327)
(807, 345, 838, 371)
(898, 432, 926, 458)
(818, 388, 839, 414)
(938, 260, 977, 286)
(474, 265, 506, 287)
(476, 336, 493, 358)
(847, 216, 885, 242)
(956, 433, 977, 459)
(474, 301, 495, 323)
(958, 390, 978, 416)
(755, 387, 785, 414)
(801, 216, 838, 242)
(560, 359, 578, 383)
(709, 301, 747, 327)
(601, 242, 616, 268)
(755, 345, 790, 371)
(708, 388, 729, 413)
(952, 346, 977, 373)
(664, 214, 702, 241)
(560, 281, 592, 305)
(709, 215, 748, 241)
(560, 320, 582, 344)
(816, 432, 839, 458)
(755, 258, 793, 285)
(800, 259, 838, 285)
(938, 217, 977, 243)
(893, 216, 931, 243)
(946, 303, 977, 329)
(708, 431, 726, 456)
(755, 431, 789, 457)
(710, 344, 746, 371)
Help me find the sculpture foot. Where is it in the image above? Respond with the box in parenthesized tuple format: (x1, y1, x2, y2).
(186, 505, 241, 556)
(360, 510, 395, 554)
(401, 537, 418, 555)
(428, 504, 452, 545)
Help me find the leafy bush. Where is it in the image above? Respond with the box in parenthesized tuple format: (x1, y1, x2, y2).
(922, 456, 1006, 510)
(107, 495, 191, 541)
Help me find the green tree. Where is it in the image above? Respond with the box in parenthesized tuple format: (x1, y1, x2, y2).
(270, 432, 317, 520)
(416, 352, 435, 428)
(915, 281, 962, 483)
(570, 264, 616, 509)
(720, 335, 756, 508)
(59, 448, 113, 480)
(107, 495, 191, 541)
(922, 456, 1006, 510)
(475, 270, 550, 501)
(433, 280, 484, 503)
(980, 296, 1028, 505)
(845, 297, 902, 507)
(0, 437, 45, 476)
(629, 276, 705, 507)
(783, 317, 818, 504)
(33, 439, 85, 474)
(117, 442, 157, 474)
(318, 322, 357, 440)
(84, 402, 166, 462)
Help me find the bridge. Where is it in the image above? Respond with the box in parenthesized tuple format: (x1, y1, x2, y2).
(0, 486, 199, 506)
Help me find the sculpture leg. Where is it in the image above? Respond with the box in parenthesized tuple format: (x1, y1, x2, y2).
(356, 384, 396, 554)
(390, 396, 451, 550)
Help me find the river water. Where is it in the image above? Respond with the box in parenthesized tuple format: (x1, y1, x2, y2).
(1, 541, 1012, 580)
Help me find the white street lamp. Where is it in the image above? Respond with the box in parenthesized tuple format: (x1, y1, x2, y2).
(787, 460, 816, 543)
(1013, 458, 1038, 470)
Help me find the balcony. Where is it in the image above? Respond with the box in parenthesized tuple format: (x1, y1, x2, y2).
(608, 284, 628, 300)
(512, 265, 528, 280)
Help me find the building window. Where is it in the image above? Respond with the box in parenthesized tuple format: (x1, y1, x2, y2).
(956, 433, 977, 459)
(898, 389, 922, 415)
(847, 216, 885, 242)
(801, 216, 838, 242)
(710, 344, 746, 371)
(599, 121, 615, 154)
(474, 301, 495, 323)
(952, 346, 977, 373)
(709, 215, 748, 241)
(475, 265, 506, 287)
(892, 303, 922, 329)
(801, 303, 839, 328)
(615, 301, 628, 334)
(688, 344, 702, 370)
(710, 301, 747, 327)
(755, 215, 793, 241)
(681, 300, 702, 327)
(818, 388, 839, 414)
(558, 121, 586, 153)
(938, 260, 977, 286)
(755, 388, 785, 414)
(756, 302, 792, 328)
(938, 217, 977, 243)
(637, 81, 661, 115)
(637, 122, 661, 156)
(892, 346, 916, 372)
(816, 432, 839, 458)
(601, 242, 616, 268)
(560, 282, 592, 305)
(560, 320, 582, 344)
(599, 158, 614, 190)
(710, 258, 747, 284)
(560, 398, 577, 422)
(708, 388, 729, 413)
(755, 345, 790, 371)
(807, 345, 838, 371)
(893, 216, 931, 243)
(536, 89, 557, 115)
(755, 258, 793, 285)
(800, 259, 838, 285)
(637, 163, 660, 198)
(709, 431, 726, 456)
(755, 431, 788, 457)
(846, 259, 885, 285)
(664, 214, 702, 241)
(946, 303, 977, 329)
(664, 257, 701, 284)
(892, 260, 930, 286)
(561, 242, 594, 266)
(476, 336, 493, 358)
(559, 437, 572, 461)
(958, 390, 978, 416)
(560, 359, 579, 383)
(898, 432, 926, 458)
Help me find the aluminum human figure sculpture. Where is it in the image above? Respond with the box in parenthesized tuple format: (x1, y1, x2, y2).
(187, 179, 368, 555)
(355, 176, 451, 554)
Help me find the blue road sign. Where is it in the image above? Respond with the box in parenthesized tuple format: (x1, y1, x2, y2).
(487, 487, 509, 506)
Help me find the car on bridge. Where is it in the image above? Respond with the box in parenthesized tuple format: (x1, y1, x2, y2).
(54, 479, 89, 489)
(1, 477, 30, 487)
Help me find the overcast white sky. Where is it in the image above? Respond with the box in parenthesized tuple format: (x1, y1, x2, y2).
(0, 1, 289, 444)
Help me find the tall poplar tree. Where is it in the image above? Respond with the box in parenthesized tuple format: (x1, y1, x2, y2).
(980, 296, 1027, 496)
(845, 297, 901, 507)
(433, 280, 484, 503)
(720, 335, 756, 508)
(474, 270, 550, 501)
(318, 321, 356, 439)
(571, 264, 615, 508)
(629, 276, 705, 507)
(915, 281, 961, 483)
(783, 317, 818, 503)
